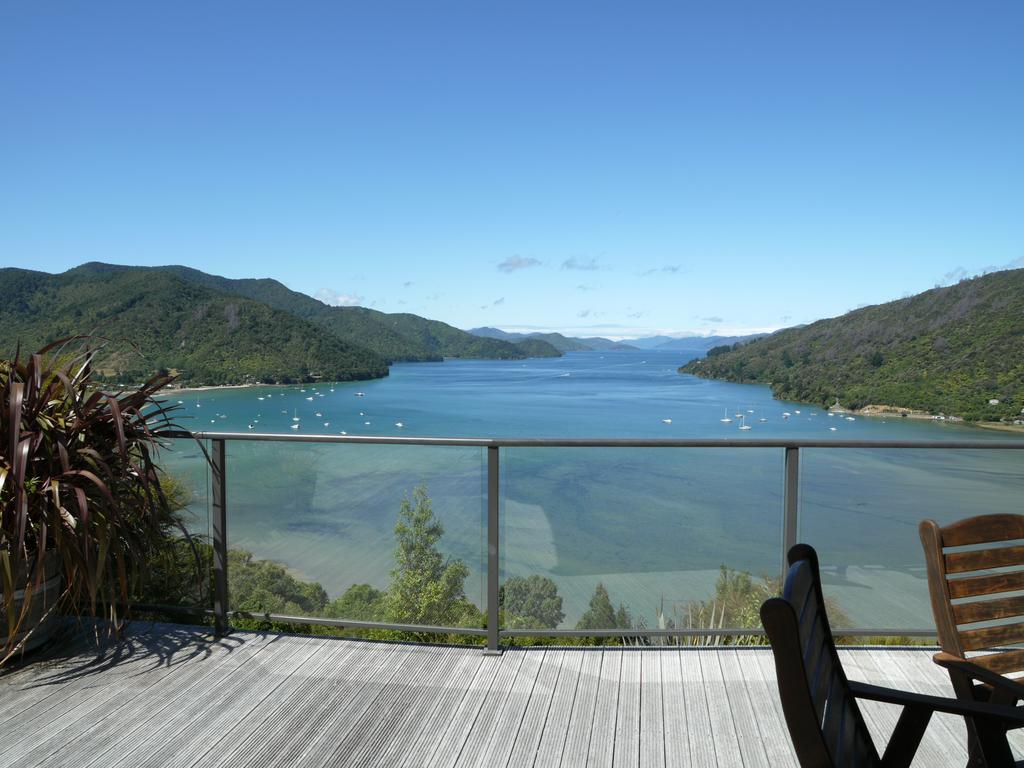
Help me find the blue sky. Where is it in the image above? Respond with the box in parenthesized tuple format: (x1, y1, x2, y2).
(2, 2, 1022, 339)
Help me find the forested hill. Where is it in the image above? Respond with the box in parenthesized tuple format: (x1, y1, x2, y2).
(680, 269, 1024, 422)
(0, 267, 388, 385)
(0, 263, 560, 386)
(157, 265, 558, 361)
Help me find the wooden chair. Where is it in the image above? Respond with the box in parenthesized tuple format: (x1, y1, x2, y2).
(761, 543, 1024, 767)
(921, 515, 1024, 765)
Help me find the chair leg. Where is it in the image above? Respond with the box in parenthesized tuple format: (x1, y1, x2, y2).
(972, 718, 1015, 768)
(965, 738, 985, 768)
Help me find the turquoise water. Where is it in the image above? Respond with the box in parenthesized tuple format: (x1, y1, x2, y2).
(160, 351, 1024, 630)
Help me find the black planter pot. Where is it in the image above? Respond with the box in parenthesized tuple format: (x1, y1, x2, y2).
(4, 550, 62, 656)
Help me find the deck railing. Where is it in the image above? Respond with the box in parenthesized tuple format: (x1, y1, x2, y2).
(161, 432, 1024, 652)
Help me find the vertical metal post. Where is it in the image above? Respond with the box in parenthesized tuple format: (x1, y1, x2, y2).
(782, 446, 800, 585)
(485, 445, 502, 655)
(211, 438, 229, 637)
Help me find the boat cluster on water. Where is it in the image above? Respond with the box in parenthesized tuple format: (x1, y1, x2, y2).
(181, 385, 407, 436)
(657, 406, 858, 432)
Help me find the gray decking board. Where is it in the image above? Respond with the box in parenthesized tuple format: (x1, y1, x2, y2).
(506, 648, 565, 768)
(613, 650, 642, 768)
(0, 629, 279, 768)
(201, 638, 364, 767)
(2, 624, 1021, 768)
(588, 649, 622, 768)
(558, 647, 604, 766)
(677, 650, 717, 766)
(108, 635, 322, 768)
(44, 631, 279, 768)
(423, 650, 516, 768)
(341, 645, 465, 768)
(451, 648, 534, 768)
(659, 651, 688, 768)
(717, 650, 770, 768)
(478, 648, 550, 768)
(639, 650, 665, 768)
(529, 649, 585, 768)
(743, 650, 798, 765)
(226, 639, 405, 768)
(390, 648, 487, 768)
(328, 645, 464, 767)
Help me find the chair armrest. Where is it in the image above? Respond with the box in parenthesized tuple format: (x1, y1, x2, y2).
(849, 680, 1024, 725)
(933, 652, 1024, 702)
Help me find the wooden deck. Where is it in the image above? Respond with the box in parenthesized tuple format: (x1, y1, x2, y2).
(1, 622, 1021, 767)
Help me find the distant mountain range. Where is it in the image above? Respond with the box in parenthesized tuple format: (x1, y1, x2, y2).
(0, 263, 560, 386)
(468, 327, 767, 360)
(626, 333, 769, 352)
(681, 268, 1024, 422)
(467, 327, 636, 352)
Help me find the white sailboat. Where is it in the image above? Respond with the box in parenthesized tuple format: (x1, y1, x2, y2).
(738, 415, 752, 431)
(292, 409, 300, 422)
(720, 408, 732, 423)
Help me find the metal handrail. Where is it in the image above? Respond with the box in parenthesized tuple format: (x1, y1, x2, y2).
(166, 431, 1024, 651)
(163, 430, 1024, 449)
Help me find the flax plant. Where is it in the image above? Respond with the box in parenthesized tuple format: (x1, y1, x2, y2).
(1, 338, 192, 665)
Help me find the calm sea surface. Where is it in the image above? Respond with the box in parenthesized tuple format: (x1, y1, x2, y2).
(161, 350, 1024, 630)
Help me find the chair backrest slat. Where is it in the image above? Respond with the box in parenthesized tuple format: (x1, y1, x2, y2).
(948, 571, 1024, 599)
(940, 513, 1024, 547)
(945, 545, 1024, 574)
(761, 544, 881, 768)
(959, 622, 1024, 652)
(954, 594, 1024, 625)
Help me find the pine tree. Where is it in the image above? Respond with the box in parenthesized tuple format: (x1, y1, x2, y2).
(382, 484, 474, 628)
(576, 583, 617, 630)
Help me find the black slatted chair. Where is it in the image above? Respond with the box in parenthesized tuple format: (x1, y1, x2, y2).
(761, 544, 1024, 767)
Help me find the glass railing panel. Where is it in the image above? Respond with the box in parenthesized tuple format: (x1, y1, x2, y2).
(800, 447, 1024, 634)
(147, 436, 213, 611)
(500, 447, 782, 639)
(224, 441, 486, 630)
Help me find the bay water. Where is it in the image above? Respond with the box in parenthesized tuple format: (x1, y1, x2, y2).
(161, 350, 1024, 630)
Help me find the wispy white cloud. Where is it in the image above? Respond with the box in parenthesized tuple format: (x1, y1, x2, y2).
(315, 288, 364, 307)
(641, 264, 682, 276)
(562, 256, 601, 271)
(498, 255, 542, 273)
(700, 316, 723, 323)
(576, 283, 597, 291)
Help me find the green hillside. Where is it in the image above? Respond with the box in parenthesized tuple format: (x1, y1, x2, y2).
(0, 266, 388, 386)
(154, 265, 559, 361)
(680, 269, 1024, 422)
(0, 263, 561, 385)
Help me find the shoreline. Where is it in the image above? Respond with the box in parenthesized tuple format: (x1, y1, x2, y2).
(166, 383, 262, 394)
(832, 403, 1024, 433)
